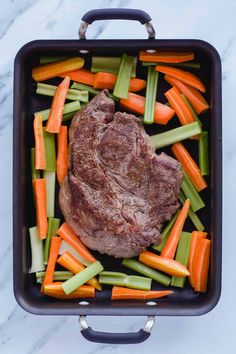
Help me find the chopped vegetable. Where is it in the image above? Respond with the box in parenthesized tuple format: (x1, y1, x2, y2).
(31, 148, 40, 180)
(56, 126, 68, 185)
(152, 211, 180, 252)
(91, 56, 137, 77)
(42, 236, 62, 290)
(120, 92, 175, 125)
(111, 286, 173, 300)
(99, 271, 151, 291)
(43, 171, 55, 218)
(45, 76, 70, 133)
(40, 56, 68, 64)
(36, 270, 73, 283)
(62, 261, 103, 295)
(71, 82, 100, 95)
(29, 226, 45, 273)
(161, 199, 190, 259)
(179, 191, 205, 231)
(139, 251, 190, 277)
(122, 258, 171, 286)
(181, 171, 205, 212)
(171, 232, 192, 287)
(34, 113, 46, 170)
(143, 62, 200, 69)
(59, 240, 91, 266)
(44, 283, 95, 299)
(113, 53, 134, 99)
(93, 72, 146, 92)
(150, 121, 202, 149)
(155, 65, 206, 93)
(43, 129, 56, 171)
(188, 231, 207, 287)
(139, 51, 194, 63)
(57, 223, 96, 263)
(32, 178, 47, 239)
(172, 142, 207, 192)
(32, 57, 84, 82)
(36, 82, 88, 102)
(181, 94, 202, 127)
(192, 239, 211, 292)
(60, 68, 95, 86)
(62, 111, 76, 122)
(44, 217, 60, 265)
(143, 66, 159, 124)
(199, 131, 209, 176)
(35, 101, 81, 122)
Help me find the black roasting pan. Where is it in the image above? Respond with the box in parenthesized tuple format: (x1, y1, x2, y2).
(13, 9, 222, 344)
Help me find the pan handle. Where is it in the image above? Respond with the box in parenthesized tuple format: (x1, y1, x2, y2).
(79, 315, 155, 344)
(79, 8, 156, 40)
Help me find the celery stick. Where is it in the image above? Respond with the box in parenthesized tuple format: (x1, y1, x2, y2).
(122, 259, 171, 286)
(44, 217, 60, 264)
(35, 101, 81, 122)
(43, 129, 56, 171)
(144, 66, 158, 124)
(43, 171, 55, 218)
(179, 190, 205, 231)
(182, 94, 202, 127)
(142, 61, 200, 69)
(91, 56, 137, 77)
(113, 54, 134, 99)
(39, 56, 68, 64)
(62, 261, 104, 295)
(62, 111, 76, 122)
(171, 232, 192, 287)
(29, 227, 45, 273)
(99, 271, 151, 290)
(36, 83, 88, 102)
(152, 211, 180, 252)
(181, 171, 205, 212)
(150, 122, 202, 149)
(36, 270, 73, 283)
(31, 148, 40, 180)
(71, 82, 119, 101)
(59, 240, 91, 266)
(199, 131, 209, 176)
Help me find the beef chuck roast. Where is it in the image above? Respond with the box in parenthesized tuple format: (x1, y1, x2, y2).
(59, 90, 183, 258)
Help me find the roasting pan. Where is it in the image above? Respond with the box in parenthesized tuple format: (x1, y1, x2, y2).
(13, 9, 222, 344)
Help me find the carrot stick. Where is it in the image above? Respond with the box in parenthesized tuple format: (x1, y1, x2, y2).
(32, 57, 84, 82)
(172, 142, 207, 192)
(46, 76, 70, 133)
(111, 286, 173, 300)
(164, 75, 209, 114)
(155, 65, 206, 93)
(60, 68, 94, 86)
(140, 51, 195, 63)
(43, 282, 95, 299)
(32, 179, 47, 240)
(161, 199, 190, 259)
(57, 126, 68, 185)
(93, 72, 146, 92)
(57, 223, 96, 263)
(120, 92, 175, 125)
(188, 231, 208, 287)
(164, 87, 195, 125)
(42, 236, 62, 290)
(139, 251, 190, 277)
(193, 239, 211, 292)
(57, 252, 101, 291)
(34, 113, 46, 169)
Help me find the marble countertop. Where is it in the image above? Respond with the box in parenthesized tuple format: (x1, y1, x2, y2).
(0, 0, 235, 353)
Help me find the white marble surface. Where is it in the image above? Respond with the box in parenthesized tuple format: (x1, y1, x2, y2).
(0, 0, 235, 352)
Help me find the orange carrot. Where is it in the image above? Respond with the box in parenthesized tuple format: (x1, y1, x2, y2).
(93, 72, 146, 92)
(111, 286, 173, 300)
(164, 86, 195, 125)
(155, 65, 206, 93)
(188, 231, 208, 287)
(43, 282, 95, 299)
(32, 57, 84, 82)
(139, 51, 195, 63)
(139, 251, 190, 277)
(57, 252, 102, 291)
(34, 113, 46, 170)
(120, 92, 175, 125)
(164, 75, 209, 114)
(57, 223, 96, 263)
(192, 239, 211, 292)
(32, 179, 47, 240)
(161, 199, 190, 259)
(57, 126, 68, 185)
(42, 236, 62, 290)
(172, 142, 207, 192)
(60, 68, 94, 86)
(46, 76, 70, 133)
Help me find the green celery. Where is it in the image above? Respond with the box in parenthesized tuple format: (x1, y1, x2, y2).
(113, 54, 134, 99)
(36, 270, 73, 283)
(181, 171, 205, 212)
(91, 56, 137, 77)
(62, 111, 76, 122)
(36, 83, 88, 102)
(152, 211, 180, 252)
(150, 122, 202, 149)
(71, 82, 119, 101)
(43, 129, 56, 171)
(99, 271, 151, 290)
(179, 190, 205, 231)
(143, 66, 159, 124)
(171, 232, 192, 287)
(44, 217, 60, 264)
(31, 148, 40, 180)
(122, 259, 170, 286)
(199, 131, 209, 176)
(142, 61, 200, 69)
(62, 261, 104, 295)
(181, 94, 202, 127)
(35, 101, 81, 122)
(43, 171, 55, 218)
(29, 227, 45, 273)
(39, 56, 68, 64)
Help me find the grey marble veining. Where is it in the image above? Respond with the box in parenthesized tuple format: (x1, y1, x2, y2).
(0, 0, 235, 353)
